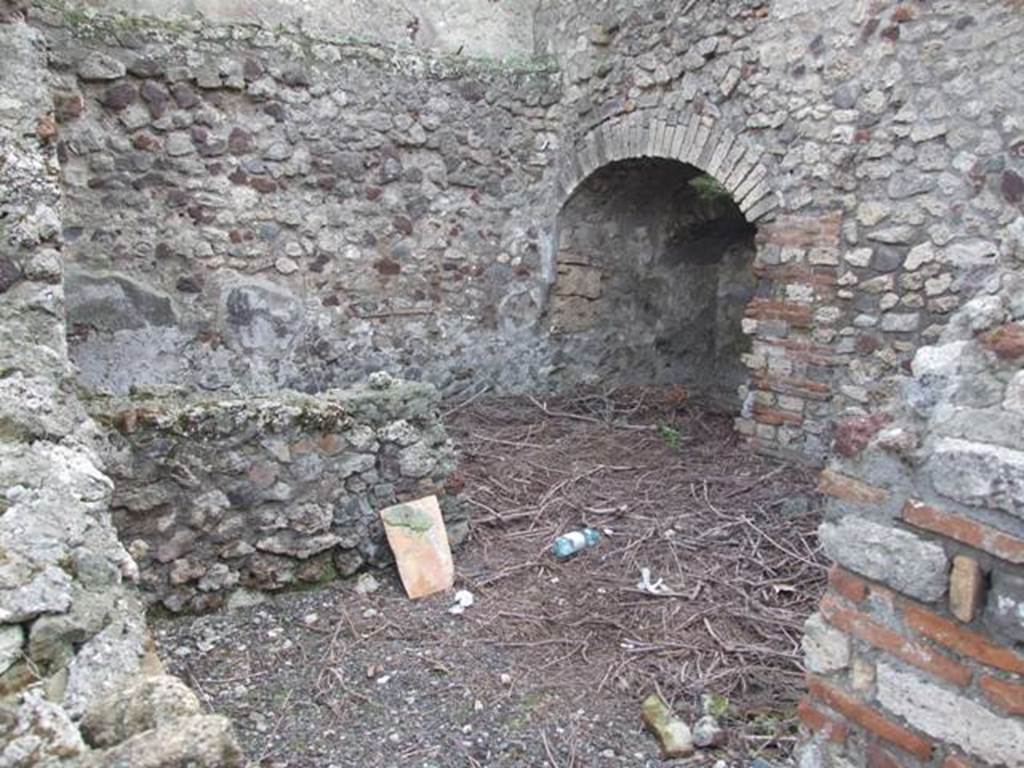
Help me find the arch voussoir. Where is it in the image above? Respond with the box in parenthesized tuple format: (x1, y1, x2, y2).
(557, 103, 779, 224)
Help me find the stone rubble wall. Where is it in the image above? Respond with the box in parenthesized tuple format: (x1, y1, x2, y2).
(32, 1, 562, 399)
(803, 276, 1024, 768)
(531, 1, 1024, 765)
(536, 0, 1024, 463)
(93, 375, 463, 614)
(1, 10, 241, 767)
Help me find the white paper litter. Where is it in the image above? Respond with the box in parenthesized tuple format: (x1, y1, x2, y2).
(448, 589, 475, 615)
(636, 567, 670, 595)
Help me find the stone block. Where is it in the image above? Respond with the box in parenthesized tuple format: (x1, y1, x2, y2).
(980, 323, 1024, 361)
(819, 516, 949, 602)
(949, 556, 985, 623)
(928, 438, 1024, 519)
(818, 469, 888, 504)
(984, 569, 1024, 643)
(801, 612, 850, 674)
(81, 674, 201, 748)
(380, 495, 454, 599)
(0, 624, 24, 675)
(876, 663, 1024, 767)
(81, 714, 243, 768)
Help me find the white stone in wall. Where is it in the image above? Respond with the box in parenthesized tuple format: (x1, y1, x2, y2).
(1005, 371, 1024, 414)
(63, 612, 149, 719)
(819, 517, 949, 602)
(928, 438, 1024, 519)
(0, 624, 24, 675)
(801, 613, 850, 674)
(910, 341, 974, 378)
(877, 663, 1024, 768)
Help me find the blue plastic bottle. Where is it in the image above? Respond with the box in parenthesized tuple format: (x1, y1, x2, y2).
(552, 527, 601, 558)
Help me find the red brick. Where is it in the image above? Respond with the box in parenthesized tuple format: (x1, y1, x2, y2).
(753, 405, 804, 426)
(806, 676, 933, 760)
(757, 338, 845, 367)
(834, 413, 894, 458)
(942, 755, 973, 768)
(746, 298, 814, 327)
(758, 211, 843, 248)
(901, 602, 1024, 675)
(752, 374, 832, 401)
(979, 674, 1024, 715)
(820, 594, 972, 687)
(980, 323, 1024, 360)
(818, 469, 889, 504)
(868, 744, 907, 768)
(752, 263, 839, 287)
(902, 500, 1024, 565)
(798, 697, 849, 743)
(829, 566, 868, 603)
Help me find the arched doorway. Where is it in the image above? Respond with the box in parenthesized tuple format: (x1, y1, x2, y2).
(548, 158, 757, 408)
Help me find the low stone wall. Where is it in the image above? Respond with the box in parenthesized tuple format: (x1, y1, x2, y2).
(92, 375, 464, 614)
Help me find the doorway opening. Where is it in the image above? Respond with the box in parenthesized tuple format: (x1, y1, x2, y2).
(548, 158, 758, 409)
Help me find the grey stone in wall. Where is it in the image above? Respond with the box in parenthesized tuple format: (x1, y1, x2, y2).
(819, 516, 949, 602)
(984, 569, 1024, 644)
(928, 437, 1024, 520)
(876, 662, 1024, 768)
(801, 612, 850, 675)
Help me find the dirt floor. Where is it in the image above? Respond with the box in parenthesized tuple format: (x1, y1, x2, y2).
(154, 389, 827, 768)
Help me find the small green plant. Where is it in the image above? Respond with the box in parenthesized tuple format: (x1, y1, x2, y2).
(703, 692, 731, 719)
(657, 423, 683, 450)
(688, 173, 733, 205)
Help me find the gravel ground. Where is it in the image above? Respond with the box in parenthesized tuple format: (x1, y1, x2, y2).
(154, 394, 825, 768)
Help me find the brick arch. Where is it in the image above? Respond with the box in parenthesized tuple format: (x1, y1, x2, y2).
(554, 105, 779, 225)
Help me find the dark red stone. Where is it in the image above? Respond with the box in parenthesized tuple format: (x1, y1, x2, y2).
(228, 127, 254, 155)
(0, 256, 22, 294)
(249, 176, 278, 193)
(101, 82, 137, 111)
(374, 258, 402, 276)
(171, 84, 199, 109)
(834, 413, 894, 458)
(393, 216, 414, 236)
(1002, 171, 1024, 204)
(53, 93, 84, 122)
(981, 323, 1024, 360)
(132, 133, 160, 151)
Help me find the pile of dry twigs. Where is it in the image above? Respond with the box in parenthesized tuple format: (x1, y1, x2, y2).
(445, 387, 827, 747)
